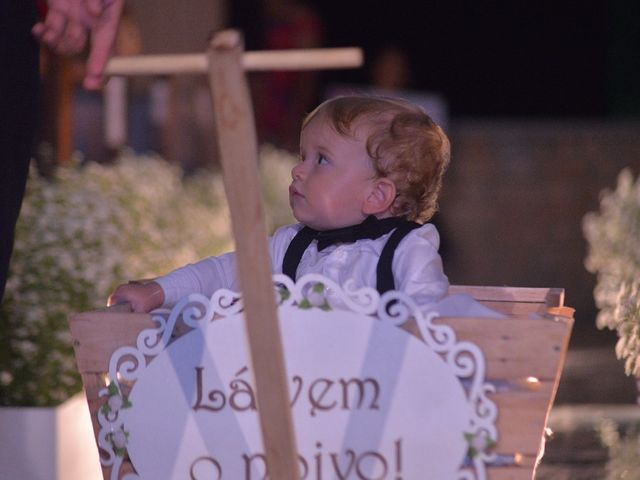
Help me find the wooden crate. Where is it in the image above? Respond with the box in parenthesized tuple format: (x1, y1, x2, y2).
(70, 284, 573, 480)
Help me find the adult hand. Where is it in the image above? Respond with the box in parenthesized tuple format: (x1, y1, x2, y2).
(32, 0, 125, 90)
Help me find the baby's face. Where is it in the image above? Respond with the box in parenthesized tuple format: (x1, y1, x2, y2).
(289, 114, 377, 231)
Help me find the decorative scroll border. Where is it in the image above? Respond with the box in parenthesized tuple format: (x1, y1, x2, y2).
(98, 274, 497, 480)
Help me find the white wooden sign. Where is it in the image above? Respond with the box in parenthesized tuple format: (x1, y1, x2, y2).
(98, 274, 498, 479)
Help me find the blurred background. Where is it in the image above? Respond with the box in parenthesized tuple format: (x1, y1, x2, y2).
(31, 0, 640, 476)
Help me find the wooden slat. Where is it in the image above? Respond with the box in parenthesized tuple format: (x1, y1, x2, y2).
(435, 317, 572, 379)
(487, 464, 539, 480)
(70, 310, 155, 480)
(70, 312, 155, 373)
(492, 386, 555, 454)
(55, 56, 75, 164)
(106, 48, 363, 76)
(432, 314, 572, 472)
(206, 29, 299, 480)
(478, 301, 549, 317)
(449, 285, 564, 307)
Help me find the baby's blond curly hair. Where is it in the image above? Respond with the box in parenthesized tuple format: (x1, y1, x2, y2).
(303, 96, 450, 223)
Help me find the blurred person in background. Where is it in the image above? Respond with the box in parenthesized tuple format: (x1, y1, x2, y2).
(233, 0, 323, 151)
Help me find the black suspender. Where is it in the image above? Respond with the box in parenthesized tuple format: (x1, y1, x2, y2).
(376, 221, 421, 294)
(282, 227, 316, 283)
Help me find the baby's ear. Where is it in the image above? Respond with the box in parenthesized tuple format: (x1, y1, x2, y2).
(363, 177, 396, 215)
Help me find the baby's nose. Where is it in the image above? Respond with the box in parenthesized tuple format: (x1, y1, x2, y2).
(291, 163, 304, 180)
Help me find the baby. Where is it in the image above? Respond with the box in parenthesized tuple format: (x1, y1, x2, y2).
(109, 95, 452, 313)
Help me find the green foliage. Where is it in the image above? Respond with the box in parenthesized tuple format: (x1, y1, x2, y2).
(0, 148, 296, 406)
(583, 168, 640, 376)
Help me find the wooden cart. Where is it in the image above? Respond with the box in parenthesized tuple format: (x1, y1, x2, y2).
(70, 30, 573, 479)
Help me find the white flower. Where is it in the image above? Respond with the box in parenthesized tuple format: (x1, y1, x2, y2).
(307, 289, 326, 307)
(0, 371, 14, 386)
(470, 431, 491, 453)
(111, 429, 127, 449)
(108, 394, 123, 412)
(583, 168, 640, 377)
(2, 148, 297, 406)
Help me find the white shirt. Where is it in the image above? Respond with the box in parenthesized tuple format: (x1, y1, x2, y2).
(156, 222, 450, 309)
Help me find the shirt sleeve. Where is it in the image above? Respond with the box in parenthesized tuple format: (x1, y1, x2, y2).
(155, 223, 301, 307)
(393, 223, 450, 306)
(155, 252, 239, 307)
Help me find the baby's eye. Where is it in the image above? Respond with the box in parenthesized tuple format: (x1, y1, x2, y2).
(317, 154, 329, 165)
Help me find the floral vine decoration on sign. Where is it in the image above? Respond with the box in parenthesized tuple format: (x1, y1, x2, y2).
(465, 430, 497, 459)
(101, 380, 133, 457)
(278, 282, 332, 311)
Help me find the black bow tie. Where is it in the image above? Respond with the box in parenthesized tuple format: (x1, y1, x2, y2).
(308, 215, 408, 251)
(282, 215, 422, 288)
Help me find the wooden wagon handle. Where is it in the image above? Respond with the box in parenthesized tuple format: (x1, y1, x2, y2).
(206, 29, 300, 479)
(106, 47, 363, 76)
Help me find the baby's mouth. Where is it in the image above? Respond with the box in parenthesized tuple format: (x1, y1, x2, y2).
(289, 185, 303, 198)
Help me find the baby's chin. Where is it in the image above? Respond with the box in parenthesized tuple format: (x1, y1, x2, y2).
(303, 217, 369, 231)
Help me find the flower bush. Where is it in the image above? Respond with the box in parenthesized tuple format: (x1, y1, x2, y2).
(583, 168, 640, 377)
(598, 418, 640, 480)
(0, 147, 296, 406)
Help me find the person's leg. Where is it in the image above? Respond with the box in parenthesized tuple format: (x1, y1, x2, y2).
(0, 1, 40, 301)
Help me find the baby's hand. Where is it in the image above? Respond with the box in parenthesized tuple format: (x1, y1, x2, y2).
(108, 281, 164, 313)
